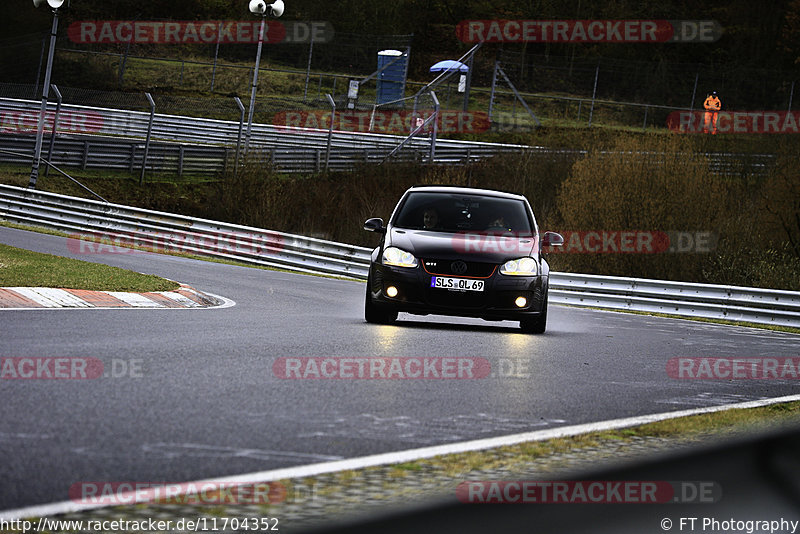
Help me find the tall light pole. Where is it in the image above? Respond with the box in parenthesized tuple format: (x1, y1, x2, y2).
(29, 0, 65, 189)
(244, 0, 284, 155)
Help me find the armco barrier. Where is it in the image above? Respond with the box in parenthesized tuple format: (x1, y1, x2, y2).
(548, 273, 800, 328)
(0, 97, 527, 167)
(1, 184, 798, 327)
(0, 98, 776, 176)
(0, 135, 231, 176)
(0, 184, 371, 279)
(0, 134, 505, 176)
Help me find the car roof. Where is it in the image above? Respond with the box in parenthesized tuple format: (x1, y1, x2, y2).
(406, 185, 528, 202)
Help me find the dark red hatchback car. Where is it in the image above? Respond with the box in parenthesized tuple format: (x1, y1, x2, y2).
(364, 186, 563, 333)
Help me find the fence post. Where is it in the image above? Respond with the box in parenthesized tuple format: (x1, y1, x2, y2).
(234, 96, 245, 175)
(82, 141, 90, 170)
(211, 22, 222, 92)
(44, 84, 62, 177)
(117, 14, 142, 86)
(119, 41, 132, 86)
(690, 72, 699, 110)
(178, 146, 185, 178)
(588, 64, 599, 127)
(129, 145, 136, 173)
(488, 60, 499, 123)
(430, 90, 439, 162)
(642, 105, 648, 132)
(496, 65, 541, 128)
(140, 92, 155, 185)
(325, 93, 335, 172)
(303, 34, 314, 103)
(463, 53, 474, 112)
(411, 94, 419, 133)
(789, 81, 795, 111)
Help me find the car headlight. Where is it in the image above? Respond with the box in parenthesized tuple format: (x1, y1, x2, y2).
(501, 257, 538, 276)
(382, 247, 418, 268)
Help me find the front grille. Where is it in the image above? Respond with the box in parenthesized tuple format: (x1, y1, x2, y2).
(422, 259, 496, 278)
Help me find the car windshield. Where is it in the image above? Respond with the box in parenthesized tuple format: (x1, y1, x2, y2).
(392, 192, 533, 234)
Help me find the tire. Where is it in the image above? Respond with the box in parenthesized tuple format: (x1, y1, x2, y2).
(520, 291, 548, 334)
(364, 277, 398, 324)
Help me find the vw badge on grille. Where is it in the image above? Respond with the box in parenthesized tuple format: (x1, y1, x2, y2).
(451, 260, 468, 275)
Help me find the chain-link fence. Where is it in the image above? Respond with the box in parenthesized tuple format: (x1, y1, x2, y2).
(495, 48, 800, 110)
(2, 30, 798, 135)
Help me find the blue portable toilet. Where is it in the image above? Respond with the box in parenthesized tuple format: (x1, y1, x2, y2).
(376, 49, 408, 106)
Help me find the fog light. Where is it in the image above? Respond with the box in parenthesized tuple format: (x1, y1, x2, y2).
(386, 286, 399, 298)
(514, 296, 527, 308)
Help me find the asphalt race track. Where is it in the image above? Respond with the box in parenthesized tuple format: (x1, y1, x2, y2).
(1, 226, 799, 511)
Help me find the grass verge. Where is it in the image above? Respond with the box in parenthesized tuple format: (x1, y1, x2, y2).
(0, 243, 179, 292)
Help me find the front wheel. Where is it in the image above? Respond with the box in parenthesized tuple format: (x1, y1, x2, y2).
(365, 279, 398, 324)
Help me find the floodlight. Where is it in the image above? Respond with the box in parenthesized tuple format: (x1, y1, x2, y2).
(269, 0, 284, 17)
(33, 0, 64, 8)
(249, 0, 266, 14)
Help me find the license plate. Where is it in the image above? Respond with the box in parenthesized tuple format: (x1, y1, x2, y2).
(430, 276, 485, 292)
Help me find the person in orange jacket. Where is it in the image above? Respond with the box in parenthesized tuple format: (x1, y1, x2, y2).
(703, 91, 721, 134)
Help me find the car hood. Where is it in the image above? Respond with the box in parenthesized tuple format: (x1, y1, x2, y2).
(388, 228, 537, 263)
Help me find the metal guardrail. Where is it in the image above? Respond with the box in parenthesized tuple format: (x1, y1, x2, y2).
(0, 134, 480, 176)
(548, 273, 800, 328)
(0, 135, 232, 176)
(2, 184, 799, 328)
(0, 98, 777, 177)
(0, 97, 526, 167)
(0, 184, 371, 279)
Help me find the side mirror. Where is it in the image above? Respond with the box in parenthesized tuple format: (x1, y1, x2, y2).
(364, 217, 385, 233)
(541, 231, 564, 247)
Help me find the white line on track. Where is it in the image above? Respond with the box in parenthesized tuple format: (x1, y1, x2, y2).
(3, 393, 800, 521)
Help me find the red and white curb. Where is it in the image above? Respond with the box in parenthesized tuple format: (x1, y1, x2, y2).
(0, 284, 232, 309)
